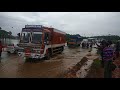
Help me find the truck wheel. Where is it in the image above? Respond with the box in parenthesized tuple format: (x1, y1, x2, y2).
(61, 46, 64, 51)
(58, 50, 62, 54)
(7, 51, 10, 54)
(45, 51, 50, 60)
(14, 50, 17, 54)
(25, 58, 29, 62)
(25, 58, 31, 62)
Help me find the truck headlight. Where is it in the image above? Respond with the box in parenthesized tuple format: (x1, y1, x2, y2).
(32, 49, 40, 53)
(37, 50, 40, 53)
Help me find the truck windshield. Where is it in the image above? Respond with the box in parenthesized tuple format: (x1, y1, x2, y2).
(21, 32, 31, 43)
(70, 39, 76, 42)
(31, 32, 42, 44)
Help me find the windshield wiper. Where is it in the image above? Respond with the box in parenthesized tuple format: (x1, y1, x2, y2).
(23, 41, 29, 43)
(32, 41, 42, 44)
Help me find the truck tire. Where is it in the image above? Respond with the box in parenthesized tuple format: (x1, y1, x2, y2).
(61, 46, 64, 52)
(7, 51, 10, 54)
(14, 50, 17, 54)
(25, 58, 29, 62)
(25, 58, 33, 62)
(45, 51, 50, 60)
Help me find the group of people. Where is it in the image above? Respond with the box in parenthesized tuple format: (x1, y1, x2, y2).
(81, 41, 93, 49)
(96, 40, 120, 78)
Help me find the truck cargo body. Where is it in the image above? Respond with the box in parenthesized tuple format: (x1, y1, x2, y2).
(17, 25, 66, 61)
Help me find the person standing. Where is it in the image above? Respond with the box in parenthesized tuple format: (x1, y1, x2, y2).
(0, 41, 3, 59)
(87, 42, 89, 49)
(96, 40, 106, 68)
(102, 42, 114, 78)
(89, 41, 93, 52)
(115, 41, 120, 58)
(90, 42, 93, 48)
(82, 42, 85, 48)
(108, 41, 116, 60)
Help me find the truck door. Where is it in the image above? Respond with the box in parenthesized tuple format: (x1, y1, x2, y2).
(44, 33, 50, 45)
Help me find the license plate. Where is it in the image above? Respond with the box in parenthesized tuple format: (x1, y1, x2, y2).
(25, 53, 31, 56)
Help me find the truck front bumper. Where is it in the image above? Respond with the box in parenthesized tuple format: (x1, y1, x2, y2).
(18, 52, 44, 59)
(6, 48, 15, 53)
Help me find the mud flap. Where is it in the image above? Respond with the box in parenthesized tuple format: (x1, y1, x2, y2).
(45, 51, 50, 60)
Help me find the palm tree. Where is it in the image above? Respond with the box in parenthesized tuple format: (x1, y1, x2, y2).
(9, 31, 12, 35)
(8, 31, 12, 43)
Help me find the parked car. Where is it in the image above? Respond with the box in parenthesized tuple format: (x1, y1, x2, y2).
(6, 43, 19, 54)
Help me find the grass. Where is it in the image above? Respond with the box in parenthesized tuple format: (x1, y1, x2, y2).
(86, 59, 104, 78)
(92, 59, 101, 69)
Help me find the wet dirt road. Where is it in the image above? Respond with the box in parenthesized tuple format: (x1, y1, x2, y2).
(0, 46, 97, 78)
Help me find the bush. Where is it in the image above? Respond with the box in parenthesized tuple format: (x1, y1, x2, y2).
(92, 59, 101, 69)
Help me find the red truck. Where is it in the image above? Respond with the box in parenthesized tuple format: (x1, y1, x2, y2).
(17, 25, 66, 61)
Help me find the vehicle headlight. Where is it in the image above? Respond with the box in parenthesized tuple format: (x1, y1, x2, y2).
(32, 49, 40, 53)
(18, 48, 24, 52)
(37, 50, 40, 53)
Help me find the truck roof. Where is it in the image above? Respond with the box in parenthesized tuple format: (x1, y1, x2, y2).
(25, 25, 42, 28)
(23, 25, 66, 34)
(54, 29, 66, 35)
(43, 26, 66, 35)
(70, 35, 82, 38)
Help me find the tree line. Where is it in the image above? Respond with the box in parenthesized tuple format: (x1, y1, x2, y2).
(0, 27, 16, 39)
(89, 35, 120, 43)
(66, 33, 120, 43)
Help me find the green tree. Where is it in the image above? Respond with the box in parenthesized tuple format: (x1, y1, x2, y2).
(8, 31, 12, 35)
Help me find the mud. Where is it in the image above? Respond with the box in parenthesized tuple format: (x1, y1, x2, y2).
(64, 52, 98, 78)
(64, 57, 88, 78)
(85, 59, 104, 78)
(76, 60, 94, 78)
(112, 57, 120, 78)
(0, 41, 97, 78)
(86, 57, 120, 78)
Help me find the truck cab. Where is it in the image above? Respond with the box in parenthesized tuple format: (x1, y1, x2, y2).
(17, 25, 49, 60)
(17, 25, 66, 61)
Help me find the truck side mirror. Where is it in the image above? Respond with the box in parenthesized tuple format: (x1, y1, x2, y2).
(45, 33, 49, 40)
(49, 34, 51, 41)
(46, 34, 49, 40)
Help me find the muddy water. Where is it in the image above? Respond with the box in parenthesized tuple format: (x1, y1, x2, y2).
(76, 48, 98, 78)
(76, 60, 94, 78)
(0, 45, 97, 78)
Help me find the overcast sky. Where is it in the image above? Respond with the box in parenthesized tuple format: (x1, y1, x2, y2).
(0, 12, 120, 36)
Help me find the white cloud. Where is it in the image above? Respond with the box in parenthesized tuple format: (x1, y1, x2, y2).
(0, 12, 120, 36)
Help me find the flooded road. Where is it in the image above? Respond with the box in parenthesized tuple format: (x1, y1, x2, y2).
(0, 43, 97, 78)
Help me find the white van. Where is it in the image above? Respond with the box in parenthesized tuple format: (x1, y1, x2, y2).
(6, 40, 19, 54)
(6, 43, 19, 54)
